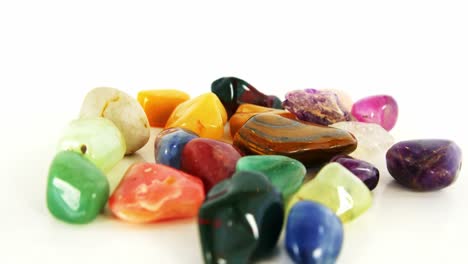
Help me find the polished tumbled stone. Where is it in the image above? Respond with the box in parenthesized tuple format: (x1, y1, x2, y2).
(154, 128, 198, 169)
(331, 155, 380, 190)
(211, 77, 282, 117)
(386, 139, 462, 191)
(351, 95, 398, 131)
(236, 155, 306, 199)
(47, 151, 110, 224)
(288, 163, 372, 222)
(198, 171, 284, 263)
(286, 201, 343, 264)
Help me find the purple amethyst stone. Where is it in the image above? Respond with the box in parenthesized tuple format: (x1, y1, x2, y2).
(283, 89, 351, 125)
(331, 155, 380, 190)
(386, 139, 462, 191)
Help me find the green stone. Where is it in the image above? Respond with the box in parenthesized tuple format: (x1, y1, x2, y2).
(47, 151, 110, 224)
(57, 117, 126, 172)
(236, 155, 306, 199)
(287, 162, 372, 223)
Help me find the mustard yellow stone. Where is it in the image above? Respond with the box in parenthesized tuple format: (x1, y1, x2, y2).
(287, 163, 372, 223)
(137, 89, 190, 127)
(165, 93, 227, 139)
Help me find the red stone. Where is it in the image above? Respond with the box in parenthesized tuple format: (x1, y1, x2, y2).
(109, 163, 205, 223)
(181, 138, 242, 193)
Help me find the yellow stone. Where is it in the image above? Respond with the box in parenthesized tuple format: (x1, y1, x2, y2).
(287, 162, 372, 223)
(165, 93, 227, 139)
(137, 89, 190, 127)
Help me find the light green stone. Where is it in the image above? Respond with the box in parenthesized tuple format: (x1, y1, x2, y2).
(287, 162, 372, 223)
(57, 117, 126, 172)
(47, 151, 110, 224)
(236, 155, 306, 199)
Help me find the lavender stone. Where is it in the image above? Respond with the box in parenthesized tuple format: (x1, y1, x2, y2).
(386, 139, 462, 191)
(283, 89, 351, 125)
(331, 155, 380, 190)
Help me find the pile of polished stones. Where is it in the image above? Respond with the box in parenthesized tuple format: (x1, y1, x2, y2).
(46, 77, 462, 264)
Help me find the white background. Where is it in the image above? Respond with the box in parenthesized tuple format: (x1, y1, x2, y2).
(1, 1, 467, 263)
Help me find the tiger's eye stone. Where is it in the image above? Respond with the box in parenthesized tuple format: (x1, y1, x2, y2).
(137, 89, 190, 127)
(351, 95, 398, 131)
(181, 138, 242, 193)
(386, 139, 462, 191)
(47, 151, 110, 224)
(331, 155, 380, 190)
(165, 93, 227, 139)
(236, 155, 306, 199)
(154, 128, 198, 169)
(211, 77, 282, 118)
(57, 117, 126, 172)
(198, 171, 284, 263)
(233, 114, 357, 167)
(109, 163, 205, 223)
(229, 103, 297, 137)
(288, 163, 373, 223)
(283, 89, 352, 125)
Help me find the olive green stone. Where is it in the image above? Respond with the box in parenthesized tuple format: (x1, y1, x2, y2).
(47, 151, 110, 224)
(287, 162, 372, 223)
(236, 155, 306, 199)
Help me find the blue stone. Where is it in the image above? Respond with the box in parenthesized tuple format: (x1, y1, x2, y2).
(154, 128, 198, 169)
(285, 201, 343, 264)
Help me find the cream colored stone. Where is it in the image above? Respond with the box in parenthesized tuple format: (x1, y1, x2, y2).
(80, 87, 150, 154)
(322, 88, 353, 111)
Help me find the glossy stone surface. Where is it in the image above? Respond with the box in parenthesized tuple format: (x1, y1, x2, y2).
(57, 117, 126, 172)
(386, 140, 462, 191)
(154, 128, 198, 169)
(233, 114, 357, 167)
(286, 201, 343, 264)
(47, 151, 110, 224)
(351, 95, 398, 131)
(181, 138, 242, 193)
(109, 163, 205, 223)
(229, 103, 297, 137)
(137, 89, 190, 127)
(288, 163, 372, 222)
(331, 121, 394, 162)
(165, 93, 227, 139)
(283, 89, 352, 125)
(198, 171, 284, 263)
(211, 77, 282, 117)
(331, 155, 380, 190)
(80, 87, 150, 154)
(236, 155, 306, 199)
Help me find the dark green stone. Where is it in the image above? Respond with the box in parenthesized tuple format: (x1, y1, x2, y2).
(198, 171, 284, 263)
(46, 151, 110, 224)
(211, 77, 283, 118)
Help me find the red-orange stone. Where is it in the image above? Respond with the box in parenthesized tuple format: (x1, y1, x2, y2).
(109, 163, 205, 223)
(181, 138, 242, 193)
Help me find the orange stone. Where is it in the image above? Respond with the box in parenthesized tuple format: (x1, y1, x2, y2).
(165, 93, 227, 139)
(137, 89, 190, 127)
(229, 103, 297, 137)
(109, 163, 205, 223)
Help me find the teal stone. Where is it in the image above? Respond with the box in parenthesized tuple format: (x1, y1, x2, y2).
(236, 155, 306, 199)
(47, 151, 110, 224)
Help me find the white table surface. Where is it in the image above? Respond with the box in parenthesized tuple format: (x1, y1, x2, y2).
(1, 1, 467, 263)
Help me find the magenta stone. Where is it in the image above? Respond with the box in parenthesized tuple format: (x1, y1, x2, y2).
(283, 89, 351, 125)
(386, 139, 462, 191)
(351, 95, 398, 131)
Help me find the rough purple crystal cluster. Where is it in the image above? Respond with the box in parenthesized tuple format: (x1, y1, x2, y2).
(386, 139, 462, 191)
(283, 89, 352, 125)
(331, 155, 380, 190)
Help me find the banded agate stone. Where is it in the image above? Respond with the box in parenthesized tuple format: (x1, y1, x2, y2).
(288, 163, 372, 223)
(137, 89, 190, 127)
(154, 128, 198, 169)
(386, 140, 462, 191)
(198, 171, 284, 263)
(233, 114, 357, 167)
(211, 77, 282, 117)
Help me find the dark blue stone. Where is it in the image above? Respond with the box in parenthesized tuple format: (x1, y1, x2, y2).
(330, 155, 380, 190)
(285, 201, 343, 264)
(154, 128, 198, 169)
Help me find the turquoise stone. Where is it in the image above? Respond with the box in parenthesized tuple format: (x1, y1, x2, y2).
(47, 151, 110, 224)
(57, 117, 126, 172)
(236, 155, 306, 199)
(198, 171, 284, 263)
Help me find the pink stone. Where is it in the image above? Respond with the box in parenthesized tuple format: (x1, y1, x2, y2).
(351, 95, 398, 131)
